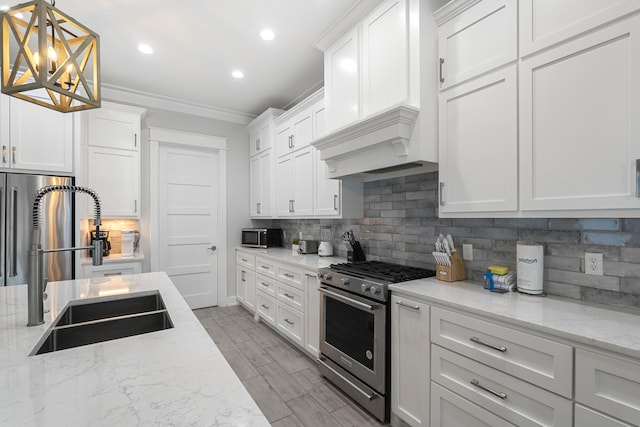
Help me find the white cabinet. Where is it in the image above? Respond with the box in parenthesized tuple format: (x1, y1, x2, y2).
(249, 150, 272, 217)
(86, 102, 144, 218)
(438, 66, 518, 214)
(83, 260, 142, 278)
(236, 265, 256, 312)
(519, 14, 640, 212)
(275, 107, 313, 157)
(391, 295, 430, 427)
(437, 0, 517, 90)
(324, 28, 360, 130)
(304, 270, 320, 358)
(0, 95, 73, 173)
(275, 146, 314, 217)
(575, 404, 633, 427)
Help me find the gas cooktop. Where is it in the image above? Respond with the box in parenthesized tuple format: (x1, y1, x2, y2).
(328, 261, 436, 283)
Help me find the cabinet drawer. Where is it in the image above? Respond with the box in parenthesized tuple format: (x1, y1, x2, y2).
(431, 345, 573, 427)
(256, 274, 276, 297)
(83, 262, 141, 278)
(575, 404, 633, 427)
(276, 303, 304, 347)
(431, 382, 515, 427)
(256, 291, 276, 326)
(431, 307, 573, 397)
(277, 265, 303, 289)
(277, 281, 304, 312)
(236, 252, 255, 269)
(576, 348, 640, 426)
(255, 256, 277, 277)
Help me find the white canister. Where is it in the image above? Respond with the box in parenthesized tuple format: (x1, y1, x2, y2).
(516, 242, 544, 295)
(121, 230, 135, 257)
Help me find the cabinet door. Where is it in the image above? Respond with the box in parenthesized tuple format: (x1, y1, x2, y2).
(313, 101, 326, 139)
(276, 122, 293, 157)
(324, 27, 360, 131)
(236, 266, 256, 312)
(292, 147, 314, 216)
(315, 153, 340, 216)
(291, 109, 313, 151)
(236, 265, 247, 305)
(520, 0, 640, 56)
(391, 295, 430, 427)
(87, 106, 140, 150)
(275, 155, 294, 216)
(520, 16, 640, 212)
(438, 0, 517, 90)
(249, 124, 270, 157)
(249, 154, 261, 216)
(439, 66, 518, 214)
(8, 97, 73, 172)
(361, 0, 409, 116)
(250, 150, 272, 217)
(575, 404, 633, 427)
(88, 147, 140, 217)
(304, 271, 320, 358)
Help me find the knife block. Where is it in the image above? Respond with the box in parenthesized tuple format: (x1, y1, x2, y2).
(435, 250, 467, 282)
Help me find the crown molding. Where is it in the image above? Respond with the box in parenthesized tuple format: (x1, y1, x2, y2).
(313, 0, 386, 51)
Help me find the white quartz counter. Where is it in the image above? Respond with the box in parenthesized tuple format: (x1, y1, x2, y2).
(0, 272, 269, 427)
(79, 251, 145, 265)
(390, 278, 640, 359)
(236, 247, 347, 269)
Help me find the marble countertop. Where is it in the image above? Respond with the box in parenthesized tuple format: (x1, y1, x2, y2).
(0, 272, 269, 427)
(390, 278, 640, 359)
(236, 247, 346, 269)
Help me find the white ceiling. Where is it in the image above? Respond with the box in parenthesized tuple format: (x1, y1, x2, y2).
(51, 0, 359, 120)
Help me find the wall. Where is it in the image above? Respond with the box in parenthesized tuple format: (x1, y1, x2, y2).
(272, 172, 640, 309)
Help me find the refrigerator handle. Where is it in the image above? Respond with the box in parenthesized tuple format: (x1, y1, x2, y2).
(0, 186, 2, 281)
(9, 187, 17, 277)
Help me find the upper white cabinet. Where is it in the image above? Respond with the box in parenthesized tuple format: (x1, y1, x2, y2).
(520, 14, 640, 212)
(519, 0, 640, 57)
(323, 0, 420, 133)
(275, 107, 313, 157)
(0, 95, 73, 173)
(437, 0, 517, 90)
(275, 146, 314, 217)
(86, 102, 145, 218)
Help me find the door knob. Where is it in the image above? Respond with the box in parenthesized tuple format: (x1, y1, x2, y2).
(208, 245, 217, 251)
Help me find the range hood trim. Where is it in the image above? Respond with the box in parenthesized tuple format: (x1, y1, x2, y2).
(311, 105, 420, 167)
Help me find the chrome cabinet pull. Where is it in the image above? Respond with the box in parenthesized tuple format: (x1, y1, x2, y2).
(283, 273, 294, 278)
(134, 133, 137, 147)
(241, 270, 246, 282)
(396, 300, 420, 310)
(471, 379, 507, 400)
(284, 293, 294, 299)
(284, 318, 294, 325)
(470, 336, 507, 353)
(291, 135, 295, 149)
(256, 138, 261, 151)
(241, 258, 248, 262)
(2, 145, 6, 163)
(636, 159, 639, 197)
(439, 58, 445, 84)
(257, 202, 261, 214)
(11, 146, 16, 164)
(305, 273, 316, 278)
(439, 182, 445, 207)
(260, 265, 270, 270)
(333, 194, 338, 210)
(292, 200, 295, 212)
(260, 282, 269, 287)
(261, 304, 269, 309)
(134, 199, 137, 213)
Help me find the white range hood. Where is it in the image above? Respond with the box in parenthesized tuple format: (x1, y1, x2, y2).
(311, 104, 437, 181)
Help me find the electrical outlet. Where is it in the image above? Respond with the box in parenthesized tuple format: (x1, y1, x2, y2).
(585, 252, 603, 276)
(462, 244, 473, 261)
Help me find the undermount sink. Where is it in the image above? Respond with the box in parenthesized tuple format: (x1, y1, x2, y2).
(31, 291, 174, 355)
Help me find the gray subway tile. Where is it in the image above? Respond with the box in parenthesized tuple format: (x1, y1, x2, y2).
(583, 232, 634, 246)
(547, 269, 620, 291)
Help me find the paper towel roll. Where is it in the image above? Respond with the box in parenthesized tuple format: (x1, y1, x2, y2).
(517, 242, 544, 295)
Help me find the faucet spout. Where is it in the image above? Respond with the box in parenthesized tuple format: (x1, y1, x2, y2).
(27, 185, 103, 327)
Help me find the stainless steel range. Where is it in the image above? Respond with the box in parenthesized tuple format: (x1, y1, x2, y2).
(317, 261, 435, 422)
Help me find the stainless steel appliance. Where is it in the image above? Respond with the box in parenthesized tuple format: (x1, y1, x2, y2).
(89, 230, 111, 257)
(317, 261, 435, 422)
(241, 228, 282, 248)
(298, 240, 318, 254)
(0, 174, 74, 286)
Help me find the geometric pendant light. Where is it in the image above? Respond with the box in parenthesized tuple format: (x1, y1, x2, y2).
(1, 0, 100, 112)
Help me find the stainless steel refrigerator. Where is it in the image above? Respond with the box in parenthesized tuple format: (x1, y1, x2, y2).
(1, 173, 74, 286)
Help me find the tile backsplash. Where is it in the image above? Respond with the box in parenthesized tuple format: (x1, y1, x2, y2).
(270, 172, 640, 309)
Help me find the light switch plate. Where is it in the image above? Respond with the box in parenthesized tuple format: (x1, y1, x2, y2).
(462, 244, 473, 261)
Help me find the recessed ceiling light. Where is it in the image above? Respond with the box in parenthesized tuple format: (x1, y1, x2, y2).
(232, 70, 245, 79)
(137, 44, 153, 55)
(260, 29, 275, 41)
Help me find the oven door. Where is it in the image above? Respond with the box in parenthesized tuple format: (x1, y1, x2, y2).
(319, 285, 386, 393)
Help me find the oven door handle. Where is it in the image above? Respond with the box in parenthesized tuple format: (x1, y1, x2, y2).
(318, 356, 377, 401)
(319, 287, 378, 311)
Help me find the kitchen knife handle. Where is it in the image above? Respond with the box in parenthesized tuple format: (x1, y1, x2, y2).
(439, 58, 445, 84)
(439, 182, 445, 207)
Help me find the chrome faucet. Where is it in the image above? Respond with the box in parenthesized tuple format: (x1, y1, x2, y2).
(27, 185, 104, 327)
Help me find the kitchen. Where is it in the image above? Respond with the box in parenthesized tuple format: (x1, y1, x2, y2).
(2, 0, 640, 426)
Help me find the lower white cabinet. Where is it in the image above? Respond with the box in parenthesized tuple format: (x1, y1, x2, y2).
(236, 265, 256, 312)
(82, 261, 142, 278)
(256, 290, 276, 326)
(391, 295, 430, 427)
(304, 270, 320, 357)
(276, 301, 304, 347)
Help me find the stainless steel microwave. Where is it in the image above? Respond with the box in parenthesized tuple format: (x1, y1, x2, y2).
(241, 228, 283, 248)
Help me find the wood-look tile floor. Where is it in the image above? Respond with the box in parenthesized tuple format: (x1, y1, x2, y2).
(193, 305, 386, 427)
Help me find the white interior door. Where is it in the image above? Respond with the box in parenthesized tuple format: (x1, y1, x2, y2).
(158, 145, 219, 308)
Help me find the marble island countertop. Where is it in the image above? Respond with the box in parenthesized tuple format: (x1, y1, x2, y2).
(0, 272, 269, 427)
(236, 246, 347, 269)
(390, 277, 640, 359)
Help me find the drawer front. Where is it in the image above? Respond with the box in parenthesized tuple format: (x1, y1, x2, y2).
(431, 382, 516, 427)
(576, 348, 640, 426)
(277, 265, 303, 289)
(431, 307, 573, 397)
(84, 264, 140, 278)
(431, 345, 573, 427)
(277, 281, 304, 312)
(255, 256, 277, 277)
(256, 274, 277, 297)
(575, 404, 632, 427)
(236, 252, 255, 269)
(256, 291, 276, 326)
(276, 303, 304, 347)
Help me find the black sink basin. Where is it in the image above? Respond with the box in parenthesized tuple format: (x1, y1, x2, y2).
(31, 291, 174, 355)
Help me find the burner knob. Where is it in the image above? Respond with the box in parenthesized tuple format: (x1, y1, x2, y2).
(340, 278, 350, 286)
(370, 286, 381, 294)
(361, 283, 371, 292)
(322, 273, 332, 281)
